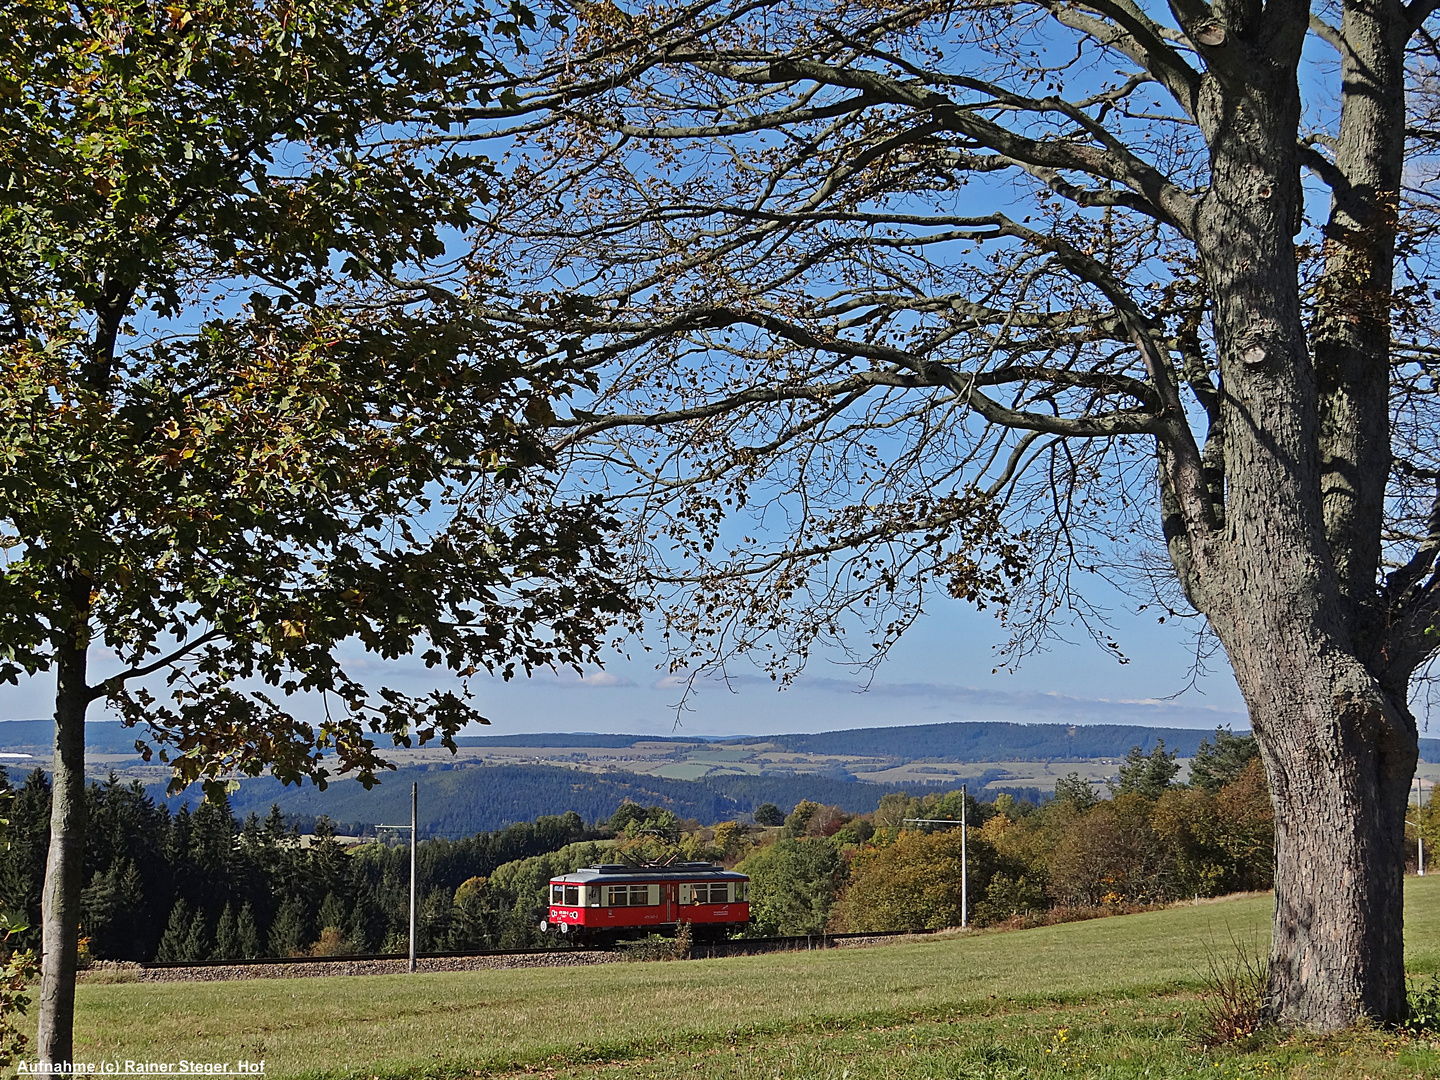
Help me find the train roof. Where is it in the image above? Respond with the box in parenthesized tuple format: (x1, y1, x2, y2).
(550, 862, 748, 884)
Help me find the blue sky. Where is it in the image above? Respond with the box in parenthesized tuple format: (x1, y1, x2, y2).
(441, 588, 1252, 739)
(0, 569, 1253, 739)
(2, 8, 1381, 746)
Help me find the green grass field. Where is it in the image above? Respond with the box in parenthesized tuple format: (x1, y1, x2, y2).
(68, 877, 1440, 1079)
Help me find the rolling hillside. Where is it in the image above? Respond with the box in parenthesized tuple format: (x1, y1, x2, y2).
(160, 762, 1013, 835)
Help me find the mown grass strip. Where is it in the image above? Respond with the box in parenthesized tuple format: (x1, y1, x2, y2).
(70, 879, 1440, 1079)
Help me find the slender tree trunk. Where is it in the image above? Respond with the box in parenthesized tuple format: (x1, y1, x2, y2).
(37, 637, 88, 1065)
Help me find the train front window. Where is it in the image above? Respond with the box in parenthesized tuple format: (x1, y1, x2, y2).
(551, 884, 563, 905)
(563, 885, 580, 906)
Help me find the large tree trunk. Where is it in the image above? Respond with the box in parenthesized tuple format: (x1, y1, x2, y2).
(1226, 630, 1416, 1026)
(1255, 0, 1416, 1027)
(1184, 12, 1418, 1027)
(37, 637, 88, 1065)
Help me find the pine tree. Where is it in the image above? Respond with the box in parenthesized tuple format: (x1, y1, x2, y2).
(346, 895, 381, 955)
(262, 805, 289, 846)
(267, 897, 307, 958)
(79, 868, 120, 959)
(153, 899, 190, 962)
(180, 907, 210, 962)
(1111, 741, 1181, 799)
(114, 862, 148, 960)
(419, 887, 452, 952)
(166, 806, 193, 870)
(1054, 773, 1101, 811)
(318, 892, 347, 934)
(235, 902, 261, 960)
(189, 795, 237, 895)
(213, 903, 239, 960)
(1189, 729, 1262, 795)
(309, 818, 350, 899)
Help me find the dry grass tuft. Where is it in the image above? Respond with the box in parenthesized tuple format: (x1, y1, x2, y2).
(1198, 933, 1269, 1044)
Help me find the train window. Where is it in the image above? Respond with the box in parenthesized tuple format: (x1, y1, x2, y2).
(587, 886, 602, 906)
(735, 882, 748, 902)
(692, 883, 726, 904)
(627, 885, 649, 906)
(563, 885, 580, 906)
(551, 884, 563, 905)
(607, 885, 630, 906)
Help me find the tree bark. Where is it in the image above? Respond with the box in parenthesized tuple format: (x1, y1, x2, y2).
(1311, 0, 1408, 634)
(37, 636, 88, 1066)
(1225, 623, 1417, 1025)
(1180, 15, 1419, 1028)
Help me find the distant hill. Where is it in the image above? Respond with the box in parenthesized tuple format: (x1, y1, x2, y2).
(7, 717, 1440, 762)
(0, 719, 141, 755)
(730, 721, 1236, 761)
(0, 721, 704, 755)
(160, 762, 1021, 836)
(451, 732, 701, 748)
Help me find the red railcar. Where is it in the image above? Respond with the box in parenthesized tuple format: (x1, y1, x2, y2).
(542, 862, 750, 941)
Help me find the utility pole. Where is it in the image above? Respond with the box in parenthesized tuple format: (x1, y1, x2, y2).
(1418, 776, 1427, 878)
(410, 781, 418, 971)
(377, 782, 419, 972)
(960, 784, 968, 929)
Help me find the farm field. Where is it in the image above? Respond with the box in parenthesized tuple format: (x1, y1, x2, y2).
(70, 877, 1440, 1079)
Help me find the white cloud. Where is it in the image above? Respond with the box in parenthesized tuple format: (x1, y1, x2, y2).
(643, 671, 1247, 731)
(581, 671, 635, 688)
(531, 668, 636, 689)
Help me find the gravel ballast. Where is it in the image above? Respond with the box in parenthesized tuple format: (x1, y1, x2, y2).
(79, 932, 932, 984)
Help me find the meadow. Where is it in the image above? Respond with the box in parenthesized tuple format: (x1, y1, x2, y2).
(69, 877, 1440, 1080)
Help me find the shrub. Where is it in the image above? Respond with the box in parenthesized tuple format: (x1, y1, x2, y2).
(736, 838, 845, 936)
(309, 926, 356, 957)
(620, 922, 691, 961)
(828, 828, 1002, 932)
(973, 872, 1047, 925)
(0, 916, 37, 1066)
(1405, 973, 1440, 1035)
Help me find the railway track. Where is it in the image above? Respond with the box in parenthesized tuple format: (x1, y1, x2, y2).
(99, 929, 938, 982)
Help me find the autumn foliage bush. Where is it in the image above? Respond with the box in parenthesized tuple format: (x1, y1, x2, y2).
(828, 828, 1003, 932)
(813, 754, 1274, 934)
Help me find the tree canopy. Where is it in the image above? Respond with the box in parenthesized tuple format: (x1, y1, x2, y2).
(0, 0, 630, 1060)
(0, 0, 627, 788)
(444, 0, 1440, 1029)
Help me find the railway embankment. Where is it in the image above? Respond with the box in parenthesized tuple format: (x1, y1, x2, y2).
(81, 930, 937, 983)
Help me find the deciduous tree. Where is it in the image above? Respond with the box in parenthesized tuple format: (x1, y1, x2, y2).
(0, 0, 629, 1059)
(463, 0, 1440, 1027)
(828, 826, 1002, 931)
